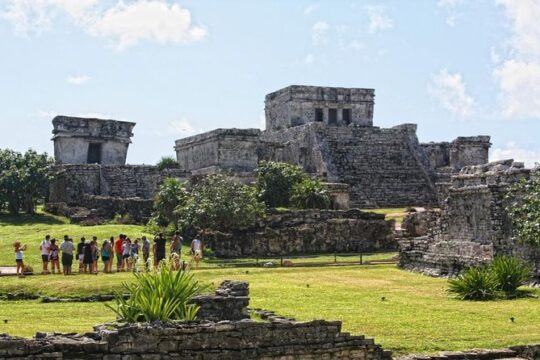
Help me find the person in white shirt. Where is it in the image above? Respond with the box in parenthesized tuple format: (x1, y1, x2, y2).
(14, 241, 27, 278)
(39, 235, 51, 275)
(60, 236, 75, 275)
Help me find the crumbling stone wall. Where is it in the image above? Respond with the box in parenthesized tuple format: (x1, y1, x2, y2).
(260, 123, 438, 208)
(0, 279, 391, 360)
(201, 209, 394, 257)
(399, 160, 540, 278)
(47, 165, 187, 222)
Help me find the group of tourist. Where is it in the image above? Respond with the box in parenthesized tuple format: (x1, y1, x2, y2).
(13, 231, 204, 277)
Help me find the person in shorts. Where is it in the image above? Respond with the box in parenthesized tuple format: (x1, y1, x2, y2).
(122, 237, 132, 272)
(60, 236, 74, 275)
(39, 235, 51, 274)
(14, 241, 27, 278)
(83, 240, 93, 274)
(115, 235, 124, 272)
(101, 239, 112, 274)
(49, 239, 60, 274)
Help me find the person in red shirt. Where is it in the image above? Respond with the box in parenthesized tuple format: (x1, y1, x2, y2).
(115, 234, 124, 272)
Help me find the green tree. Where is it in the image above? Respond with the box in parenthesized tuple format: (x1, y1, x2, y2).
(255, 161, 308, 208)
(152, 177, 188, 229)
(176, 174, 264, 232)
(505, 167, 540, 247)
(290, 179, 331, 209)
(0, 149, 54, 215)
(156, 156, 179, 170)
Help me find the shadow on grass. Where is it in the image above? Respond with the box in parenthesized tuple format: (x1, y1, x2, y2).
(0, 212, 67, 226)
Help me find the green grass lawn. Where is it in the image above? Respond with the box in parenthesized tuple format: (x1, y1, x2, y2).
(1, 211, 539, 355)
(0, 265, 539, 354)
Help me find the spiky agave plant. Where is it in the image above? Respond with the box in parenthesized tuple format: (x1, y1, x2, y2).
(490, 255, 531, 298)
(448, 266, 499, 301)
(107, 262, 206, 323)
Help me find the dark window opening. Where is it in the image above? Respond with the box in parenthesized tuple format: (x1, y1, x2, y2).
(343, 109, 352, 125)
(329, 108, 337, 125)
(315, 108, 324, 122)
(87, 143, 102, 164)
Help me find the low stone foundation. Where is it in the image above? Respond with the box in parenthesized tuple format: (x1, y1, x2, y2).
(399, 160, 540, 278)
(0, 279, 391, 360)
(202, 209, 394, 257)
(396, 344, 540, 360)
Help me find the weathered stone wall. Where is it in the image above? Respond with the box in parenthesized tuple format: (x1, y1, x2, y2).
(49, 165, 187, 205)
(201, 209, 394, 258)
(0, 279, 391, 360)
(265, 85, 375, 130)
(189, 280, 250, 322)
(174, 129, 261, 173)
(47, 165, 187, 222)
(421, 136, 490, 171)
(52, 116, 135, 165)
(399, 160, 540, 278)
(260, 123, 438, 208)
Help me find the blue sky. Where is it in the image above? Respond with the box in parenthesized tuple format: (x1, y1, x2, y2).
(0, 0, 539, 166)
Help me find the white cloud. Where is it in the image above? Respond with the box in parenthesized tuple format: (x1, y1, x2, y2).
(494, 0, 540, 119)
(304, 4, 318, 16)
(437, 0, 464, 27)
(1, 0, 206, 50)
(88, 1, 206, 51)
(67, 74, 90, 85)
(491, 141, 540, 168)
(311, 21, 329, 45)
(366, 6, 393, 33)
(168, 118, 196, 136)
(304, 53, 315, 64)
(428, 69, 475, 118)
(494, 60, 540, 118)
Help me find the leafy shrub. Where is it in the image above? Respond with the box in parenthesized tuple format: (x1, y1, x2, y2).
(290, 179, 330, 209)
(176, 174, 265, 232)
(505, 168, 540, 247)
(448, 266, 499, 301)
(110, 213, 135, 225)
(157, 156, 179, 170)
(490, 255, 531, 298)
(152, 178, 188, 229)
(107, 263, 205, 323)
(256, 161, 308, 208)
(0, 149, 55, 215)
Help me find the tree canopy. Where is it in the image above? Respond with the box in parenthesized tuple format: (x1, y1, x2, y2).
(0, 149, 55, 214)
(506, 167, 540, 247)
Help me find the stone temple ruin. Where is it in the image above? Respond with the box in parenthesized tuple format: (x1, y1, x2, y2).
(399, 160, 540, 280)
(52, 116, 135, 165)
(47, 84, 520, 262)
(175, 85, 491, 208)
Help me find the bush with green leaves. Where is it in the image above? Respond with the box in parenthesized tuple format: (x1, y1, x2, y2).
(107, 264, 205, 323)
(176, 174, 265, 232)
(490, 255, 531, 298)
(156, 156, 179, 170)
(290, 179, 330, 209)
(448, 266, 499, 301)
(151, 178, 188, 229)
(0, 149, 55, 214)
(506, 168, 540, 248)
(255, 161, 308, 208)
(448, 255, 532, 301)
